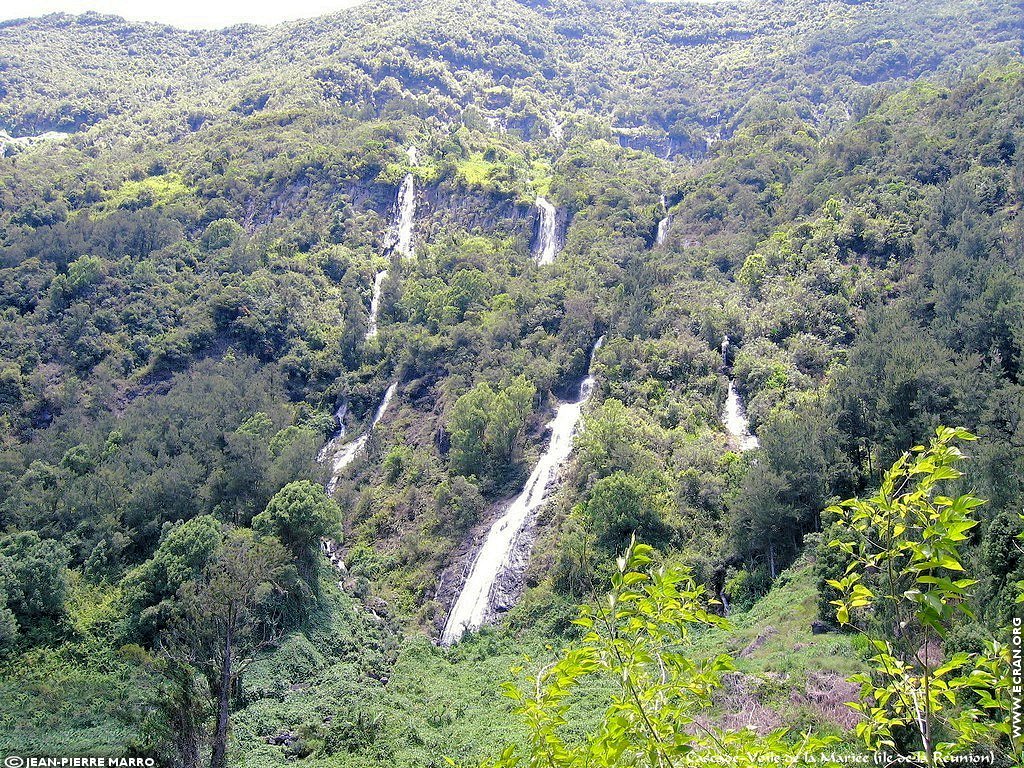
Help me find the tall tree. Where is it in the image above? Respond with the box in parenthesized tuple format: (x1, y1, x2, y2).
(163, 528, 289, 768)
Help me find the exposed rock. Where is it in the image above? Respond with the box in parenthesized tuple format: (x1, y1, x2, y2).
(739, 625, 776, 657)
(811, 619, 836, 635)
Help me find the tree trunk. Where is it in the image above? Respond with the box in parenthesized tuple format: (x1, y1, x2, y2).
(768, 543, 777, 579)
(176, 668, 203, 768)
(210, 627, 232, 768)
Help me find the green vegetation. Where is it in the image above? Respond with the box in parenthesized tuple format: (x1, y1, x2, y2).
(826, 428, 1016, 765)
(0, 0, 1020, 765)
(487, 435, 1014, 766)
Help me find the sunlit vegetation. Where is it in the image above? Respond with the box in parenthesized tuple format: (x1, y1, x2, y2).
(0, 0, 1020, 765)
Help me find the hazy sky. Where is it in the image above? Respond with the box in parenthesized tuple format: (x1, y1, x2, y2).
(0, 0, 369, 29)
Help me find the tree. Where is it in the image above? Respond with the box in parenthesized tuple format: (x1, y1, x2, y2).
(448, 377, 535, 484)
(729, 403, 850, 579)
(163, 528, 289, 768)
(448, 384, 494, 478)
(573, 398, 655, 484)
(252, 480, 340, 580)
(122, 515, 223, 643)
(826, 427, 1016, 765)
(0, 564, 21, 650)
(0, 530, 70, 640)
(579, 471, 670, 553)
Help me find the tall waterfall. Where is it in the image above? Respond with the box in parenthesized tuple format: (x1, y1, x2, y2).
(442, 336, 604, 645)
(394, 174, 416, 259)
(534, 196, 558, 265)
(385, 145, 418, 259)
(723, 380, 759, 452)
(655, 195, 670, 246)
(323, 382, 398, 496)
(365, 270, 388, 341)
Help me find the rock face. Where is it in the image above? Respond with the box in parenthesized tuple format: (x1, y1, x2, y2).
(419, 185, 536, 250)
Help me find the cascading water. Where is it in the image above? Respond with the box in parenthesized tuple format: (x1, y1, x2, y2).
(394, 174, 416, 259)
(546, 111, 564, 142)
(384, 145, 418, 259)
(441, 336, 604, 645)
(534, 196, 558, 265)
(719, 334, 758, 451)
(723, 380, 759, 452)
(0, 129, 70, 151)
(323, 382, 398, 495)
(655, 195, 671, 246)
(365, 270, 388, 340)
(316, 404, 348, 463)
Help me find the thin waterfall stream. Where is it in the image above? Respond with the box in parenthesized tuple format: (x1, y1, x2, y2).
(534, 196, 559, 265)
(720, 335, 759, 451)
(365, 270, 387, 340)
(441, 336, 604, 645)
(322, 382, 398, 496)
(655, 194, 670, 246)
(392, 145, 418, 259)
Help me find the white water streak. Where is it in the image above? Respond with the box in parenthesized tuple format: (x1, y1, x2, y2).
(723, 380, 759, 452)
(323, 382, 398, 495)
(534, 196, 558, 265)
(442, 337, 604, 644)
(365, 270, 388, 340)
(394, 174, 416, 259)
(655, 195, 670, 246)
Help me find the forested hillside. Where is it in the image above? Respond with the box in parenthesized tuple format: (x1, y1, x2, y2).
(0, 0, 1021, 766)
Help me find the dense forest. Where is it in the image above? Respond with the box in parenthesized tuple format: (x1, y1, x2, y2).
(0, 0, 1021, 766)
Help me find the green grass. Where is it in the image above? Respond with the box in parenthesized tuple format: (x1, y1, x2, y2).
(456, 154, 500, 188)
(229, 555, 867, 766)
(0, 643, 159, 755)
(0, 557, 866, 764)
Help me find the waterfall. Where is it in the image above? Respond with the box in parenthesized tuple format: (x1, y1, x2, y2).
(323, 382, 398, 496)
(365, 270, 388, 341)
(393, 173, 416, 259)
(534, 196, 559, 265)
(723, 380, 759, 452)
(655, 195, 670, 246)
(546, 111, 564, 142)
(0, 129, 70, 151)
(441, 336, 604, 645)
(316, 403, 348, 463)
(721, 333, 730, 363)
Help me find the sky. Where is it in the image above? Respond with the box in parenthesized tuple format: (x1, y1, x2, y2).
(0, 0, 368, 29)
